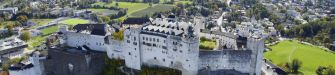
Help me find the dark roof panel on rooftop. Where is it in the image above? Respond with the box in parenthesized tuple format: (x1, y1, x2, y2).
(72, 24, 107, 36)
(122, 18, 150, 25)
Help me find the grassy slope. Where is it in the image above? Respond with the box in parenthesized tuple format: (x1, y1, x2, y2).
(264, 40, 335, 75)
(86, 9, 119, 16)
(129, 4, 175, 17)
(41, 25, 59, 35)
(59, 18, 89, 26)
(30, 19, 54, 28)
(86, 8, 108, 12)
(28, 26, 59, 50)
(200, 41, 216, 48)
(175, 1, 192, 4)
(28, 18, 87, 50)
(92, 2, 150, 20)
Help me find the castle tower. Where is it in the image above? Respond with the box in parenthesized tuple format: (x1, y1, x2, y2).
(183, 26, 200, 75)
(123, 27, 142, 70)
(247, 35, 265, 75)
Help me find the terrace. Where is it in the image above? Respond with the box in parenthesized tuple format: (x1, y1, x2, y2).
(199, 37, 217, 50)
(0, 37, 27, 51)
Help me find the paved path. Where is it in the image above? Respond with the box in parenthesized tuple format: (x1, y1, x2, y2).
(288, 41, 298, 62)
(35, 17, 70, 30)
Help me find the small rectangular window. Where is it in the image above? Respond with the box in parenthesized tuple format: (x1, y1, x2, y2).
(173, 49, 177, 51)
(153, 44, 157, 47)
(162, 46, 167, 49)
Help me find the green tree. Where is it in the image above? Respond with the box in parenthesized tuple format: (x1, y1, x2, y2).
(317, 66, 326, 75)
(171, 0, 175, 3)
(275, 24, 285, 36)
(291, 59, 302, 73)
(286, 59, 302, 74)
(269, 14, 280, 25)
(5, 24, 14, 36)
(149, 3, 153, 7)
(20, 31, 31, 42)
(331, 8, 335, 14)
(115, 2, 119, 7)
(100, 16, 111, 23)
(16, 15, 28, 23)
(1, 13, 11, 21)
(299, 29, 304, 36)
(316, 65, 335, 75)
(97, 17, 103, 23)
(323, 66, 335, 75)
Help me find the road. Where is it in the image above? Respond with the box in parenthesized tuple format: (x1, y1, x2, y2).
(35, 17, 70, 30)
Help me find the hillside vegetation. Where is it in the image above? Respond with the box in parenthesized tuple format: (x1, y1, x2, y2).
(265, 40, 335, 75)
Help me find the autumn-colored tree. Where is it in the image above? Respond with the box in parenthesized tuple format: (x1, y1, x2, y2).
(16, 15, 28, 23)
(20, 31, 31, 42)
(113, 30, 124, 41)
(5, 24, 14, 35)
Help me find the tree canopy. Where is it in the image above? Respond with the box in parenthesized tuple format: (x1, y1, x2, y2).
(20, 31, 31, 42)
(113, 30, 124, 41)
(316, 65, 335, 75)
(285, 59, 302, 74)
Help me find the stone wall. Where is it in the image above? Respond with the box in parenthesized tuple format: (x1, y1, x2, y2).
(43, 48, 105, 75)
(65, 32, 107, 52)
(198, 50, 253, 74)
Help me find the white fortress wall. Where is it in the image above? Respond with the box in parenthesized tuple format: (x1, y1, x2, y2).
(138, 32, 199, 74)
(106, 36, 125, 59)
(247, 37, 265, 75)
(65, 32, 107, 52)
(198, 50, 253, 73)
(123, 28, 142, 70)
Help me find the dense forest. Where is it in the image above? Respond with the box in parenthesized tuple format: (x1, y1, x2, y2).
(284, 17, 335, 49)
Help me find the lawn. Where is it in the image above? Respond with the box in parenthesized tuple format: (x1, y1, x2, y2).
(264, 40, 335, 75)
(59, 18, 89, 26)
(175, 0, 193, 5)
(30, 19, 54, 29)
(199, 38, 216, 50)
(158, 0, 193, 4)
(28, 26, 59, 50)
(91, 2, 150, 20)
(41, 25, 59, 35)
(130, 4, 175, 17)
(86, 8, 119, 16)
(92, 2, 149, 13)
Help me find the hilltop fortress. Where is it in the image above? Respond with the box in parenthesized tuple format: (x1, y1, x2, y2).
(59, 14, 266, 75)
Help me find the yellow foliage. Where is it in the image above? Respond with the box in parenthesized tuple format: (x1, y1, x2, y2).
(113, 29, 124, 41)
